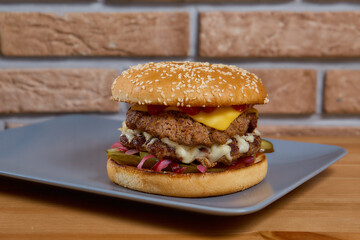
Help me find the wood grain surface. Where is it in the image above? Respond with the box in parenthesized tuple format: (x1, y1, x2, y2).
(0, 136, 359, 239)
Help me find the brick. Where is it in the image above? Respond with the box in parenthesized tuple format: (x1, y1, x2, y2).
(249, 69, 317, 114)
(324, 70, 360, 114)
(0, 69, 119, 113)
(258, 125, 360, 137)
(0, 12, 189, 57)
(199, 12, 360, 58)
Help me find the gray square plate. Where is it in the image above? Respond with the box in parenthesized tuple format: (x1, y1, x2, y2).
(0, 115, 347, 216)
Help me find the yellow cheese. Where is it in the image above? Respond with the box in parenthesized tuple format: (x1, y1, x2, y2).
(130, 105, 178, 112)
(189, 107, 241, 131)
(130, 104, 243, 131)
(130, 104, 148, 111)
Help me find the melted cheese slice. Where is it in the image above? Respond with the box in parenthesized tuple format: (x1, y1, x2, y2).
(130, 105, 244, 131)
(189, 107, 241, 131)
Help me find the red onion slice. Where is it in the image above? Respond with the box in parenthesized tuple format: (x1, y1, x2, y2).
(170, 162, 180, 173)
(111, 141, 122, 148)
(125, 149, 139, 155)
(197, 165, 207, 173)
(170, 162, 187, 173)
(228, 156, 255, 170)
(152, 159, 172, 172)
(111, 141, 128, 152)
(137, 154, 156, 170)
(243, 156, 255, 165)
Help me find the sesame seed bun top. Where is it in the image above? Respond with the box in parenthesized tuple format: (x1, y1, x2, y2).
(111, 61, 268, 107)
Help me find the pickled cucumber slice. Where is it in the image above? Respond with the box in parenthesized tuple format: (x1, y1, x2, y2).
(106, 150, 141, 166)
(107, 149, 159, 168)
(107, 149, 227, 172)
(260, 139, 274, 153)
(138, 152, 158, 168)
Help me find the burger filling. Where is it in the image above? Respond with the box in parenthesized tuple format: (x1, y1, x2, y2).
(107, 106, 273, 173)
(120, 122, 261, 167)
(118, 107, 261, 167)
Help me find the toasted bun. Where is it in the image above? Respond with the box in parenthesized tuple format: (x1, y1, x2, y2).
(111, 62, 268, 107)
(107, 153, 267, 197)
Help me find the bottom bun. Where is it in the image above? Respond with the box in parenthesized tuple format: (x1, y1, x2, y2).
(107, 153, 267, 197)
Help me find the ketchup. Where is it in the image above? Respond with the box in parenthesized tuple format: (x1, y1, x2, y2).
(232, 104, 249, 111)
(202, 107, 217, 113)
(147, 105, 167, 115)
(178, 106, 202, 116)
(146, 105, 249, 115)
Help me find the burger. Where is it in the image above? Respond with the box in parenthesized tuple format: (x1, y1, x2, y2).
(106, 61, 273, 197)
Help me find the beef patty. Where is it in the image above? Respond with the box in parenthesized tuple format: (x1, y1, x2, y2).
(125, 109, 257, 147)
(120, 133, 261, 167)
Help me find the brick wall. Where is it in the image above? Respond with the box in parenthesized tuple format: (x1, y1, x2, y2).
(0, 2, 359, 136)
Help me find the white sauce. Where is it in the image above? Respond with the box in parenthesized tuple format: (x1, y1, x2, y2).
(143, 132, 152, 142)
(242, 134, 254, 143)
(120, 122, 140, 142)
(161, 138, 232, 164)
(161, 138, 204, 164)
(147, 138, 157, 146)
(235, 135, 250, 153)
(208, 144, 232, 162)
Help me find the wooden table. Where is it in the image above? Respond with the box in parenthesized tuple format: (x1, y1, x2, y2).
(0, 136, 359, 240)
